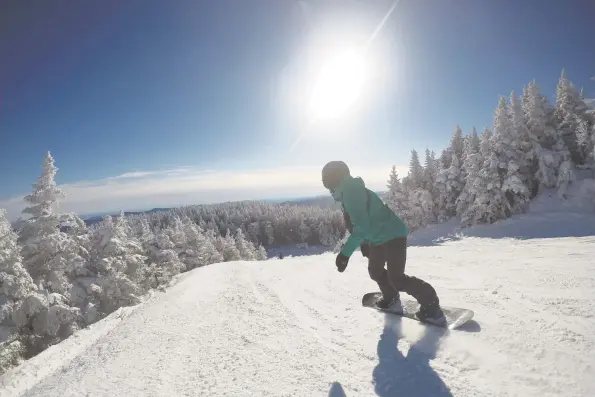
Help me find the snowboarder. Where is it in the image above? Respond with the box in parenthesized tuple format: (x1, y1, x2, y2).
(322, 161, 446, 325)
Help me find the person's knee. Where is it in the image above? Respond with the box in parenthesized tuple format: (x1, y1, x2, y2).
(368, 263, 385, 281)
(390, 273, 407, 290)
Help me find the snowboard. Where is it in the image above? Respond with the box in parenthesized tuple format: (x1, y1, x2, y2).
(362, 292, 474, 330)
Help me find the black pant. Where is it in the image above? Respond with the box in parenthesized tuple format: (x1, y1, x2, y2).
(368, 237, 440, 308)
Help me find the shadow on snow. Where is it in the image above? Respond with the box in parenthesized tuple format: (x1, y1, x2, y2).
(407, 211, 595, 247)
(328, 381, 347, 397)
(372, 315, 454, 397)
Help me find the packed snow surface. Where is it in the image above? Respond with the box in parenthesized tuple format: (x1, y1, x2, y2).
(2, 213, 595, 396)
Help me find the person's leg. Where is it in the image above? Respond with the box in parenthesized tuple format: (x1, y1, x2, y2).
(383, 237, 441, 309)
(367, 244, 398, 301)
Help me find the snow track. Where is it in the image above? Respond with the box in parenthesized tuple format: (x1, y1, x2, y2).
(1, 235, 594, 397)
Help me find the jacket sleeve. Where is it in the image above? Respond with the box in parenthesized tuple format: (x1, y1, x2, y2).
(340, 184, 371, 257)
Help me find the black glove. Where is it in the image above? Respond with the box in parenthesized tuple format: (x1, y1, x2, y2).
(360, 243, 370, 258)
(335, 253, 349, 272)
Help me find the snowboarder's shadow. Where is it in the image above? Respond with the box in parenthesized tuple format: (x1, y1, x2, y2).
(372, 315, 453, 397)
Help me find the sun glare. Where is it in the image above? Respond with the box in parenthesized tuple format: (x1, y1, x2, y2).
(308, 47, 368, 121)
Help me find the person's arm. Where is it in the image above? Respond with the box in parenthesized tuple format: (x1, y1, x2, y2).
(340, 185, 371, 257)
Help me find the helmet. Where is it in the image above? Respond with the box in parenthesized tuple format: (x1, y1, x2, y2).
(321, 161, 350, 191)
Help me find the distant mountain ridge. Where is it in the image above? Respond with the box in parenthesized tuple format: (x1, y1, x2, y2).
(80, 195, 342, 226)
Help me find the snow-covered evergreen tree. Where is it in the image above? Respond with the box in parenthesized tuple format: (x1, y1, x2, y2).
(181, 221, 223, 269)
(297, 220, 310, 246)
(216, 230, 242, 261)
(385, 166, 409, 223)
(406, 188, 434, 230)
(462, 118, 512, 225)
(422, 149, 439, 216)
(264, 221, 275, 245)
(435, 153, 463, 221)
(510, 91, 536, 190)
(577, 117, 594, 165)
(88, 214, 147, 315)
(464, 128, 481, 157)
(555, 69, 589, 164)
(19, 152, 85, 297)
(402, 149, 424, 190)
(0, 209, 35, 327)
(456, 141, 484, 218)
(235, 229, 256, 260)
(523, 81, 567, 190)
(255, 244, 268, 260)
(491, 95, 531, 213)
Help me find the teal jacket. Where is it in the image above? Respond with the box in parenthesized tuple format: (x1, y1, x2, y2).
(332, 175, 409, 257)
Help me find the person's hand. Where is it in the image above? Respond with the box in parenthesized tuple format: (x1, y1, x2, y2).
(335, 253, 349, 272)
(360, 243, 370, 258)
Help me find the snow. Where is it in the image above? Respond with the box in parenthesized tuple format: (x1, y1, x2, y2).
(1, 207, 595, 396)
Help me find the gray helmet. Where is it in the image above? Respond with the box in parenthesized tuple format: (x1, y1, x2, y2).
(322, 161, 350, 191)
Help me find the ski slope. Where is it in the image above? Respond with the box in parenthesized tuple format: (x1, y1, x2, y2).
(2, 218, 594, 397)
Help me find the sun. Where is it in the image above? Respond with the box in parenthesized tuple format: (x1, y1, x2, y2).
(307, 47, 368, 121)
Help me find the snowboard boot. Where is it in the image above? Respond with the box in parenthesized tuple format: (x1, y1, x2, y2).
(416, 303, 446, 326)
(376, 296, 403, 314)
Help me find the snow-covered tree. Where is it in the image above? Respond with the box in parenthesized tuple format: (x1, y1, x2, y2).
(0, 209, 35, 327)
(456, 151, 484, 218)
(263, 221, 275, 245)
(423, 149, 439, 203)
(557, 154, 576, 198)
(316, 220, 333, 246)
(181, 221, 223, 269)
(255, 244, 268, 260)
(88, 214, 147, 315)
(491, 95, 531, 213)
(577, 117, 594, 164)
(247, 222, 261, 244)
(297, 220, 310, 246)
(464, 128, 481, 157)
(403, 150, 424, 190)
(406, 188, 434, 230)
(462, 124, 511, 225)
(523, 81, 567, 190)
(555, 69, 589, 164)
(435, 153, 463, 221)
(216, 230, 242, 261)
(386, 166, 409, 221)
(235, 229, 256, 260)
(19, 152, 85, 297)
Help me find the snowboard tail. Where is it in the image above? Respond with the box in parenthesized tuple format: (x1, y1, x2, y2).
(362, 292, 474, 330)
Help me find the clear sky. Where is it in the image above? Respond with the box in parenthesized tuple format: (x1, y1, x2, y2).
(1, 0, 594, 219)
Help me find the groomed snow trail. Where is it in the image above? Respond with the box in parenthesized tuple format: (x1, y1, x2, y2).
(1, 236, 594, 397)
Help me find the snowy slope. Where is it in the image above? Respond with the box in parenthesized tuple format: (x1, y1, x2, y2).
(2, 210, 594, 397)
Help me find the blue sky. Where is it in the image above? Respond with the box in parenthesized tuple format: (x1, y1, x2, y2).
(1, 0, 594, 219)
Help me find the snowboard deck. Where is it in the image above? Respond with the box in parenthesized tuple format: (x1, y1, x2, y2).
(362, 292, 474, 330)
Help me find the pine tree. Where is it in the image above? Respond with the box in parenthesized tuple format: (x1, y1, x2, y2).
(0, 209, 36, 326)
(386, 166, 409, 222)
(234, 229, 256, 260)
(463, 122, 512, 225)
(465, 127, 481, 155)
(19, 152, 85, 297)
(577, 117, 594, 164)
(555, 69, 587, 164)
(523, 81, 567, 190)
(457, 128, 483, 217)
(449, 125, 465, 161)
(217, 230, 242, 261)
(492, 95, 531, 213)
(423, 148, 438, 197)
(435, 153, 463, 221)
(89, 215, 147, 315)
(403, 149, 424, 190)
(263, 221, 275, 245)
